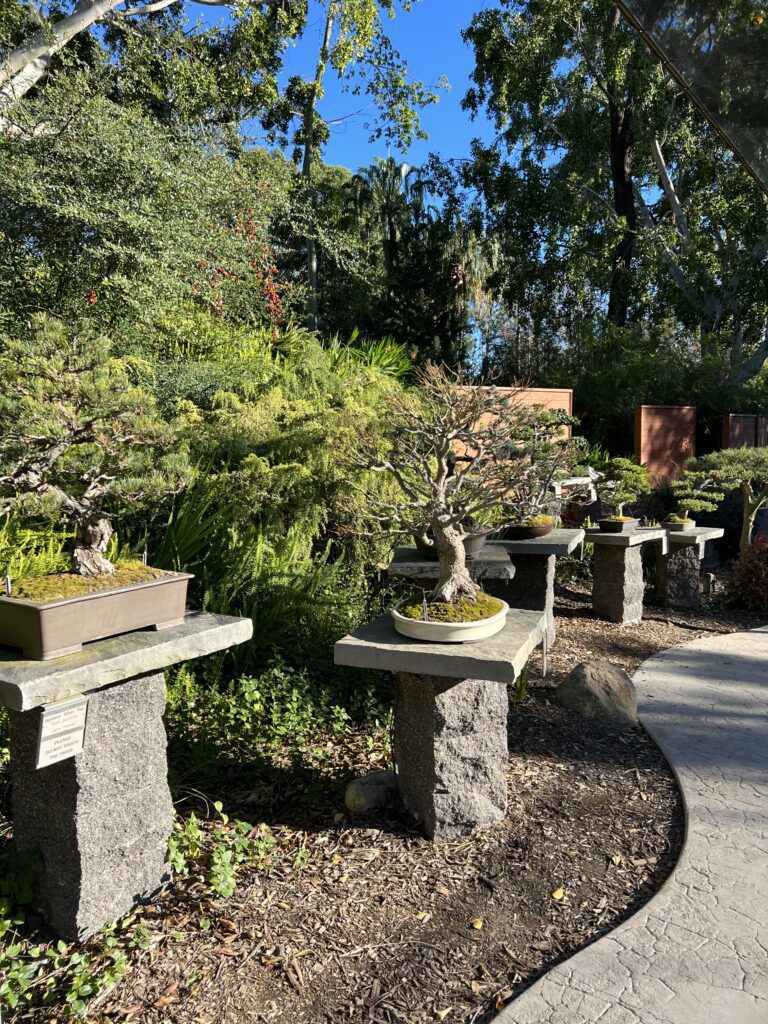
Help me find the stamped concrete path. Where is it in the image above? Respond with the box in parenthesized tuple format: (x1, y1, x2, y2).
(498, 626, 768, 1024)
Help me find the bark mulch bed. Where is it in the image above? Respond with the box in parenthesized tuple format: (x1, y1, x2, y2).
(16, 592, 767, 1023)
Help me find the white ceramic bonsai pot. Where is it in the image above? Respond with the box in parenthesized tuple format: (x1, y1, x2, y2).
(0, 572, 193, 660)
(391, 599, 509, 643)
(597, 518, 640, 535)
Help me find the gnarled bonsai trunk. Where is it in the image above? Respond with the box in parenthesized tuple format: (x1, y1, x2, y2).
(72, 513, 115, 577)
(430, 521, 479, 604)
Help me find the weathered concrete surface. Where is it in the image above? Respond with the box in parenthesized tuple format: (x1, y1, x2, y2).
(592, 544, 645, 625)
(557, 661, 637, 730)
(497, 626, 768, 1024)
(503, 553, 557, 647)
(334, 610, 546, 684)
(0, 612, 253, 711)
(10, 672, 173, 940)
(393, 672, 508, 839)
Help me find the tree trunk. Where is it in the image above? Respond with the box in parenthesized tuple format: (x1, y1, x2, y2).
(605, 10, 636, 328)
(301, 0, 336, 332)
(72, 514, 115, 576)
(607, 98, 636, 327)
(430, 522, 479, 604)
(0, 0, 123, 128)
(739, 483, 760, 555)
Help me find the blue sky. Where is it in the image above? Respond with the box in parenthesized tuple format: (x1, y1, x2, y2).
(271, 0, 498, 172)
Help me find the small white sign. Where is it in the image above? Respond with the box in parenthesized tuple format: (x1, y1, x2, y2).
(36, 695, 89, 769)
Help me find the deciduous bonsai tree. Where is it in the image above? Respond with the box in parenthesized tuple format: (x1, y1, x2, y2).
(595, 458, 651, 519)
(349, 364, 532, 606)
(0, 316, 189, 577)
(505, 409, 588, 524)
(674, 448, 768, 553)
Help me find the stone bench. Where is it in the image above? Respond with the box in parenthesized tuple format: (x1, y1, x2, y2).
(495, 530, 584, 646)
(334, 610, 546, 839)
(2, 611, 252, 940)
(586, 527, 668, 625)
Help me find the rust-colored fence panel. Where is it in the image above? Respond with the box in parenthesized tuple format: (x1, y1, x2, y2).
(472, 387, 573, 437)
(722, 414, 768, 449)
(634, 405, 696, 481)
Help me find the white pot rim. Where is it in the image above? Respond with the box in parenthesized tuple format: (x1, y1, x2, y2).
(391, 598, 509, 643)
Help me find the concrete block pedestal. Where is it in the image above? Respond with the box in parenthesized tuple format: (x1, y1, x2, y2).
(1, 611, 252, 940)
(334, 611, 546, 839)
(496, 530, 584, 646)
(586, 527, 667, 625)
(656, 527, 725, 611)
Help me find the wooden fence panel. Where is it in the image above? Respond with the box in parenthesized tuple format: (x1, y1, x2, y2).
(634, 405, 696, 481)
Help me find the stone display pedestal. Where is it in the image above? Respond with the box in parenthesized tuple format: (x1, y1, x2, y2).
(0, 611, 252, 940)
(496, 530, 584, 646)
(387, 545, 515, 601)
(586, 527, 667, 625)
(334, 610, 546, 839)
(655, 527, 725, 611)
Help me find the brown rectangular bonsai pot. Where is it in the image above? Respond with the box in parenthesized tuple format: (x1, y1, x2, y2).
(0, 572, 194, 661)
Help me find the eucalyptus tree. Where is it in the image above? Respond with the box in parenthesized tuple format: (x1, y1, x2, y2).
(0, 0, 302, 136)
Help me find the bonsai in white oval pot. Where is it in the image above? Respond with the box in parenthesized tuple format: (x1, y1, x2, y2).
(595, 458, 651, 534)
(348, 364, 536, 642)
(0, 317, 191, 659)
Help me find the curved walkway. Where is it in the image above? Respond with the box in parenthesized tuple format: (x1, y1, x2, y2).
(498, 626, 768, 1024)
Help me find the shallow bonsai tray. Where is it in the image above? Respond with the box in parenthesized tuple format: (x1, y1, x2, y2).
(597, 519, 640, 535)
(666, 522, 696, 532)
(0, 572, 193, 660)
(497, 523, 554, 540)
(391, 600, 509, 643)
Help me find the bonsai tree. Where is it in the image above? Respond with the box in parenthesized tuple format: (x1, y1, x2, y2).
(505, 409, 589, 523)
(673, 448, 768, 553)
(0, 317, 188, 577)
(349, 364, 532, 605)
(595, 458, 651, 518)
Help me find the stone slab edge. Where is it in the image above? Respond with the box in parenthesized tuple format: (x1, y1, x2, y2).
(496, 625, 768, 1024)
(0, 612, 253, 711)
(496, 530, 584, 556)
(334, 611, 546, 684)
(668, 527, 725, 546)
(585, 527, 667, 547)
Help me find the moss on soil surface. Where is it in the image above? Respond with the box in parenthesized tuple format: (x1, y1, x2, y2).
(513, 514, 553, 527)
(602, 516, 636, 522)
(13, 561, 174, 602)
(665, 514, 694, 524)
(399, 591, 504, 622)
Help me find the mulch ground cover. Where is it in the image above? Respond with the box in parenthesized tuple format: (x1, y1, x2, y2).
(12, 586, 767, 1023)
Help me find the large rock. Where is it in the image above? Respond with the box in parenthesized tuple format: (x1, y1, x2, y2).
(344, 769, 397, 814)
(557, 661, 637, 730)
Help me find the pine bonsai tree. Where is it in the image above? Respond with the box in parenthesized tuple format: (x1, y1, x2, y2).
(596, 458, 651, 518)
(674, 448, 768, 553)
(0, 316, 188, 577)
(349, 364, 533, 606)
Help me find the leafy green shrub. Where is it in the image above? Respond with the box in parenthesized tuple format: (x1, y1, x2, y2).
(168, 803, 275, 899)
(726, 536, 768, 611)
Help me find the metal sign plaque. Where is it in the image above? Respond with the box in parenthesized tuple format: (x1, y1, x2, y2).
(36, 695, 89, 769)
